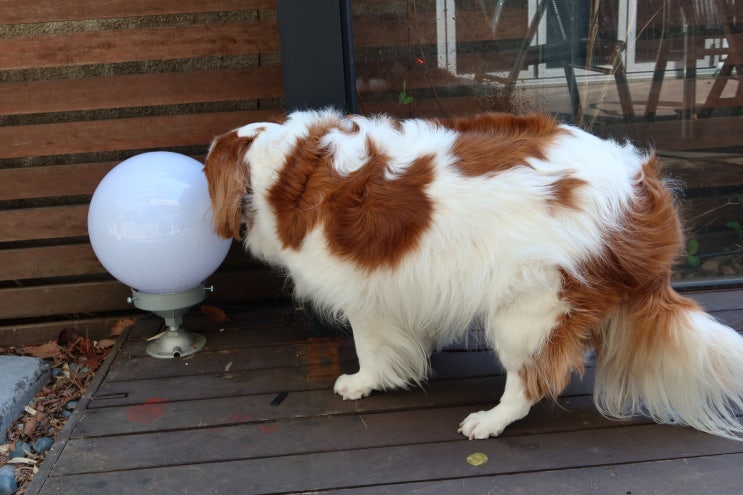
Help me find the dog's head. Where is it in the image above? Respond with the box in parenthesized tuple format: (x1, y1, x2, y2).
(204, 126, 267, 241)
(204, 130, 252, 240)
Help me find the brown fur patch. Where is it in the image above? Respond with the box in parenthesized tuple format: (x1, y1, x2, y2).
(266, 123, 337, 250)
(204, 130, 256, 240)
(548, 175, 588, 211)
(438, 113, 569, 177)
(268, 121, 435, 271)
(520, 155, 693, 401)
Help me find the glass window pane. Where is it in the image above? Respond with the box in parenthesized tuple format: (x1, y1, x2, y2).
(352, 0, 743, 283)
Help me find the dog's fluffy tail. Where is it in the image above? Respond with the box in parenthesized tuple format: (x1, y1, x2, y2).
(594, 285, 743, 440)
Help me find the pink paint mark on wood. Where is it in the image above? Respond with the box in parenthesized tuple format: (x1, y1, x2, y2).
(125, 397, 168, 425)
(258, 424, 279, 434)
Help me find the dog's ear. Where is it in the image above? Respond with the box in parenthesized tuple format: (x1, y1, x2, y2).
(204, 131, 255, 240)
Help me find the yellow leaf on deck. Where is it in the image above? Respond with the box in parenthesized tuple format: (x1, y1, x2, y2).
(466, 452, 489, 467)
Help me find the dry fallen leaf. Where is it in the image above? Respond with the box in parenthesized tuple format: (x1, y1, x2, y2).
(200, 305, 230, 323)
(19, 341, 64, 359)
(23, 415, 41, 437)
(95, 338, 117, 349)
(109, 318, 137, 337)
(146, 331, 167, 342)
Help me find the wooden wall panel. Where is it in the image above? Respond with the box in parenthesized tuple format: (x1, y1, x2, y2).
(1, 110, 282, 159)
(0, 0, 277, 24)
(0, 1, 287, 345)
(0, 68, 284, 116)
(0, 23, 280, 71)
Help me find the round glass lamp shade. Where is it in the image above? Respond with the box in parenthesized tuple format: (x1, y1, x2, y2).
(88, 151, 231, 294)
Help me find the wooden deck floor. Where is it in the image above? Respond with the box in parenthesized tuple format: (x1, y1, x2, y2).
(27, 289, 743, 494)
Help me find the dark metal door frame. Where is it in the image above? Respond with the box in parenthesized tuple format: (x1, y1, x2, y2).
(277, 0, 358, 113)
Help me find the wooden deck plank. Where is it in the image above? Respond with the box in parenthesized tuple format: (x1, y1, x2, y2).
(38, 425, 743, 494)
(686, 289, 743, 312)
(28, 291, 743, 495)
(77, 376, 601, 438)
(55, 400, 645, 475)
(320, 454, 743, 495)
(89, 350, 518, 408)
(105, 338, 358, 381)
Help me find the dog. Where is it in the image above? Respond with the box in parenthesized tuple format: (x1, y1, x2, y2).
(204, 108, 743, 440)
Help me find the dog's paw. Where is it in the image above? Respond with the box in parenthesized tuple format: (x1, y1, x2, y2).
(458, 410, 506, 440)
(333, 373, 373, 400)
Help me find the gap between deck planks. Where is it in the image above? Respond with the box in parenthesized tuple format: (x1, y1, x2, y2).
(28, 289, 743, 494)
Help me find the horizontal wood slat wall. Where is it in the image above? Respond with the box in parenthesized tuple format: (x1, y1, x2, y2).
(0, 0, 277, 24)
(0, 0, 287, 345)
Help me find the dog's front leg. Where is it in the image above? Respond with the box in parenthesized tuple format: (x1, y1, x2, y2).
(458, 371, 535, 439)
(333, 314, 428, 400)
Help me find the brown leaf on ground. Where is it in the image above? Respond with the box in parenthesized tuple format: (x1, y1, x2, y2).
(18, 341, 64, 360)
(200, 305, 230, 323)
(22, 415, 41, 437)
(109, 318, 137, 337)
(83, 354, 106, 371)
(95, 339, 117, 349)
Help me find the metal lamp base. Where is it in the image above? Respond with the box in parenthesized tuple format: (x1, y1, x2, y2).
(146, 327, 206, 359)
(128, 285, 210, 359)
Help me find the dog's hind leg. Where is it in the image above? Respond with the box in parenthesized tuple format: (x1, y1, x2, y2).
(333, 314, 429, 400)
(459, 286, 586, 439)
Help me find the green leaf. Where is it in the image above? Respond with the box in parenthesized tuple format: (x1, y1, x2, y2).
(736, 194, 743, 205)
(398, 81, 413, 104)
(687, 255, 701, 268)
(726, 221, 742, 234)
(688, 238, 699, 255)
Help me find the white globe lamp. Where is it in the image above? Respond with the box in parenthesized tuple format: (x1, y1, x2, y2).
(88, 151, 232, 358)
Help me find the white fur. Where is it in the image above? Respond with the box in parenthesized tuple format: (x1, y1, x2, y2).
(220, 109, 743, 440)
(596, 308, 743, 440)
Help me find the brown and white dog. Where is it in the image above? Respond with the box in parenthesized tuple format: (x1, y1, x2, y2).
(204, 108, 743, 440)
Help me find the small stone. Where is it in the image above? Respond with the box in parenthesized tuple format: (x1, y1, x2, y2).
(32, 436, 54, 453)
(721, 262, 737, 276)
(700, 258, 720, 275)
(69, 363, 79, 372)
(79, 365, 89, 374)
(65, 400, 78, 410)
(51, 367, 63, 377)
(60, 409, 72, 418)
(0, 465, 18, 495)
(10, 441, 31, 458)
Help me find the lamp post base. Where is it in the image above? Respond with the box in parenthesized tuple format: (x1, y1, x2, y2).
(146, 327, 206, 359)
(128, 285, 210, 359)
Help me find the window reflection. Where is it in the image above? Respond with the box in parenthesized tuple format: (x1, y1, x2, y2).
(352, 0, 743, 282)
